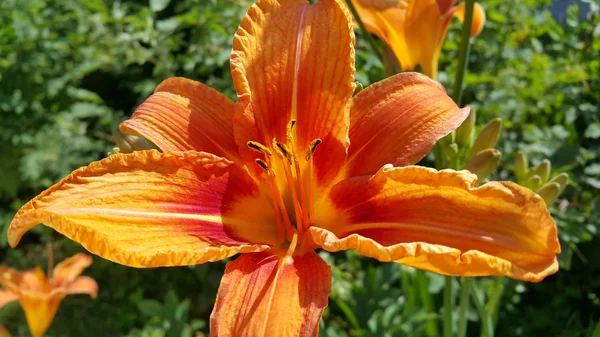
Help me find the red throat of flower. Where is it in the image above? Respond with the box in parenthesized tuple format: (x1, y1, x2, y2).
(248, 119, 322, 248)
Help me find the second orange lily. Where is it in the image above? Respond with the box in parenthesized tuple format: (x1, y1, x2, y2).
(8, 0, 557, 336)
(349, 0, 486, 79)
(0, 254, 97, 337)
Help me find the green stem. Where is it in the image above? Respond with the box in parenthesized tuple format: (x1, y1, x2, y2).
(345, 0, 383, 60)
(416, 270, 439, 337)
(470, 280, 494, 337)
(452, 0, 476, 105)
(457, 278, 471, 337)
(443, 276, 453, 337)
(487, 277, 506, 331)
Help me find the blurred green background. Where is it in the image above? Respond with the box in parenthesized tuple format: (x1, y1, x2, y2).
(0, 0, 598, 336)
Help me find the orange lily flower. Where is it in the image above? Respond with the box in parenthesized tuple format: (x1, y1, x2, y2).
(8, 0, 557, 336)
(349, 0, 486, 79)
(0, 254, 97, 337)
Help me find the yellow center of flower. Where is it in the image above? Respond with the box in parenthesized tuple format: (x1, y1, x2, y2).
(247, 120, 321, 246)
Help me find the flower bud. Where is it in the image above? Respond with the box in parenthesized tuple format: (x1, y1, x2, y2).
(442, 143, 459, 163)
(514, 151, 529, 182)
(455, 107, 476, 148)
(548, 173, 569, 193)
(469, 118, 502, 159)
(537, 182, 561, 207)
(527, 175, 543, 191)
(112, 128, 152, 153)
(465, 148, 501, 182)
(532, 159, 551, 184)
(353, 81, 363, 96)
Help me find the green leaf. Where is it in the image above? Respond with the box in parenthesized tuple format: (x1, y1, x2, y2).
(585, 123, 600, 139)
(150, 0, 170, 12)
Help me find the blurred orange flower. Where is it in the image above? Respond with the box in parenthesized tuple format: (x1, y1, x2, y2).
(0, 254, 97, 337)
(8, 0, 557, 336)
(349, 0, 486, 78)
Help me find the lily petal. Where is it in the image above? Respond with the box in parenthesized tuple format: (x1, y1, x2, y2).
(120, 78, 241, 161)
(312, 166, 560, 282)
(50, 254, 92, 287)
(232, 0, 355, 185)
(211, 251, 331, 337)
(0, 267, 22, 293)
(65, 276, 98, 298)
(344, 73, 468, 178)
(453, 2, 486, 37)
(0, 290, 18, 310)
(19, 291, 64, 337)
(436, 0, 457, 15)
(0, 325, 10, 337)
(21, 268, 49, 292)
(8, 150, 276, 267)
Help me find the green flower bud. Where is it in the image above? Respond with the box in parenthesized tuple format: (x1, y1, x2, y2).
(469, 118, 502, 159)
(514, 151, 529, 182)
(548, 173, 569, 193)
(353, 81, 364, 96)
(527, 175, 543, 191)
(537, 182, 561, 207)
(442, 143, 459, 163)
(465, 148, 501, 182)
(532, 159, 551, 184)
(455, 107, 476, 148)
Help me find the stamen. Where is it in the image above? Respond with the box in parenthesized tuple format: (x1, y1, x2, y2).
(305, 138, 322, 161)
(255, 159, 270, 172)
(247, 141, 272, 156)
(274, 140, 293, 164)
(284, 232, 299, 264)
(287, 120, 297, 137)
(293, 158, 310, 232)
(269, 175, 294, 242)
(280, 156, 305, 234)
(307, 156, 316, 221)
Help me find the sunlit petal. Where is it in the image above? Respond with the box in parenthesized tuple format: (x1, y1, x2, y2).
(436, 0, 458, 15)
(50, 254, 92, 287)
(0, 325, 10, 337)
(0, 291, 18, 310)
(120, 77, 242, 161)
(8, 150, 276, 267)
(211, 251, 331, 337)
(0, 267, 22, 293)
(65, 276, 98, 298)
(344, 72, 468, 178)
(313, 166, 560, 282)
(453, 2, 486, 37)
(232, 0, 355, 186)
(19, 291, 64, 337)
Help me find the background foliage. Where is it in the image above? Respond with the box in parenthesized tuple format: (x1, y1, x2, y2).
(0, 0, 598, 336)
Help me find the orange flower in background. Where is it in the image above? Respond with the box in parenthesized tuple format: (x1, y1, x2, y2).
(8, 0, 557, 336)
(349, 0, 486, 79)
(0, 254, 97, 337)
(0, 325, 10, 337)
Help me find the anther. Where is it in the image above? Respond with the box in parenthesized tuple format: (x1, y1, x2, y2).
(305, 138, 322, 161)
(255, 159, 270, 173)
(286, 120, 296, 141)
(274, 141, 293, 164)
(247, 141, 272, 156)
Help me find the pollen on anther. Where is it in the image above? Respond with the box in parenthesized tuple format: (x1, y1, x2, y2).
(247, 141, 272, 156)
(255, 158, 270, 173)
(305, 138, 322, 161)
(274, 141, 293, 164)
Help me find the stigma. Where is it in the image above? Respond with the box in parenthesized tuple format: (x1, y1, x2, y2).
(247, 120, 321, 245)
